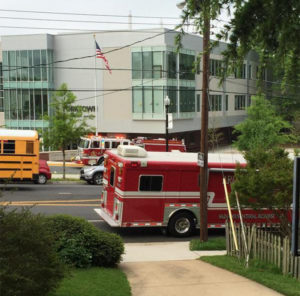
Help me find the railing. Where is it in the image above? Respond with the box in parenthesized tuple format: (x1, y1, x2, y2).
(226, 222, 300, 280)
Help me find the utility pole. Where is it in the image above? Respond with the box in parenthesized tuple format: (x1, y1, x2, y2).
(199, 3, 210, 242)
(176, 0, 210, 241)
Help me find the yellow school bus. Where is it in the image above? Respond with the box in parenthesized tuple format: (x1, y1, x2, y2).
(0, 129, 39, 182)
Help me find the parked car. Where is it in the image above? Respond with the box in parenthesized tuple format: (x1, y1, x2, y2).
(80, 156, 104, 185)
(34, 159, 52, 184)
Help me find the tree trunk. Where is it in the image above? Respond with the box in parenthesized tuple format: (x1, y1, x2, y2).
(62, 149, 66, 180)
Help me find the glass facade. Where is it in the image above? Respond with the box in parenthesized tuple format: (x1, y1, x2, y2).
(2, 49, 54, 128)
(132, 49, 195, 118)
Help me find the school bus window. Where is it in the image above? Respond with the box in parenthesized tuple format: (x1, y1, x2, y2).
(3, 140, 15, 154)
(26, 141, 34, 154)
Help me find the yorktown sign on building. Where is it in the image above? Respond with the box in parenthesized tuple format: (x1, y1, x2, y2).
(69, 105, 95, 113)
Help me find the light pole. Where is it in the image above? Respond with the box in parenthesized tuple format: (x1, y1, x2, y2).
(164, 95, 170, 152)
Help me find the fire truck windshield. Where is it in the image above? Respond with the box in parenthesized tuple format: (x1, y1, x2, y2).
(79, 139, 90, 149)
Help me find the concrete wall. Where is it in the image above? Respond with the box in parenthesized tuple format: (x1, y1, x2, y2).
(40, 150, 78, 161)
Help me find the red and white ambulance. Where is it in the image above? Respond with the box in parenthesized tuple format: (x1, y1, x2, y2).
(75, 136, 131, 165)
(95, 145, 280, 237)
(132, 137, 186, 152)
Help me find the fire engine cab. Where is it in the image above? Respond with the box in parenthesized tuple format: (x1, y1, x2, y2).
(96, 145, 279, 236)
(76, 136, 131, 165)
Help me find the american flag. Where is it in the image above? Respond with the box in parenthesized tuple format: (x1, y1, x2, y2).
(95, 41, 112, 74)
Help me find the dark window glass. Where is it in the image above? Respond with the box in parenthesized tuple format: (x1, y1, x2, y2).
(143, 52, 152, 79)
(180, 53, 194, 80)
(132, 86, 143, 113)
(105, 141, 110, 149)
(197, 94, 200, 112)
(26, 141, 34, 154)
(41, 50, 47, 81)
(132, 52, 142, 79)
(209, 95, 222, 111)
(167, 86, 177, 113)
(225, 95, 228, 111)
(43, 92, 48, 116)
(3, 140, 15, 154)
(9, 51, 16, 81)
(3, 52, 9, 82)
(153, 52, 163, 79)
(139, 175, 163, 191)
(167, 51, 176, 79)
(33, 50, 41, 81)
(180, 87, 195, 112)
(110, 167, 115, 186)
(34, 90, 42, 119)
(91, 141, 100, 148)
(21, 50, 28, 81)
(112, 141, 119, 148)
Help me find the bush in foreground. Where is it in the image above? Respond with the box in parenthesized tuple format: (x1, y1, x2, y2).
(46, 215, 124, 268)
(0, 207, 65, 296)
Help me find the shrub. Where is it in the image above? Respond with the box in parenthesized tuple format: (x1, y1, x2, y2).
(0, 207, 65, 296)
(46, 215, 124, 268)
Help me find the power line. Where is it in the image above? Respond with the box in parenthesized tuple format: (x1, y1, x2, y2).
(0, 8, 182, 20)
(0, 16, 179, 26)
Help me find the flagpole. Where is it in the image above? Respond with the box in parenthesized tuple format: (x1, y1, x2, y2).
(93, 34, 98, 136)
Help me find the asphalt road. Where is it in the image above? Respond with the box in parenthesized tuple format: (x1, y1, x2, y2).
(0, 183, 224, 242)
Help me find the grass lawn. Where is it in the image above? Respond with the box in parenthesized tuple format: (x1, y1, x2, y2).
(190, 237, 226, 251)
(201, 255, 300, 296)
(49, 267, 131, 296)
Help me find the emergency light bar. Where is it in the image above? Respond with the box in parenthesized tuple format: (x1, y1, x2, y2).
(117, 145, 147, 158)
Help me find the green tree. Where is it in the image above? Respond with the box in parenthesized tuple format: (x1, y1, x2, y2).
(220, 0, 300, 99)
(233, 95, 295, 152)
(231, 148, 293, 237)
(43, 83, 94, 178)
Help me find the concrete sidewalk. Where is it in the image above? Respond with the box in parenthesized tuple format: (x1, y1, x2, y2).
(121, 242, 283, 296)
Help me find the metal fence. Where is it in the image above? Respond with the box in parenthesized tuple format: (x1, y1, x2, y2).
(226, 222, 300, 280)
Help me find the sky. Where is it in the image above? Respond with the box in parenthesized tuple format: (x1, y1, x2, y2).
(0, 0, 231, 38)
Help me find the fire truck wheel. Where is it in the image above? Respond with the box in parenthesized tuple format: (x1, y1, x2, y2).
(168, 212, 195, 237)
(93, 173, 103, 185)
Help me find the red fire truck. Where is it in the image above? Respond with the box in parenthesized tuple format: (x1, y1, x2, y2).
(95, 145, 279, 237)
(75, 136, 186, 165)
(132, 137, 186, 152)
(75, 136, 131, 165)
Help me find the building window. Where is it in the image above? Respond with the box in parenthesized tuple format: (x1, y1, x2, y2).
(235, 95, 246, 110)
(180, 87, 195, 112)
(247, 96, 251, 107)
(225, 95, 228, 111)
(196, 94, 200, 112)
(167, 86, 177, 113)
(132, 51, 164, 80)
(209, 59, 222, 76)
(235, 64, 246, 79)
(3, 49, 53, 83)
(167, 51, 177, 79)
(248, 64, 252, 79)
(132, 86, 165, 115)
(139, 175, 163, 191)
(179, 53, 194, 80)
(209, 95, 222, 111)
